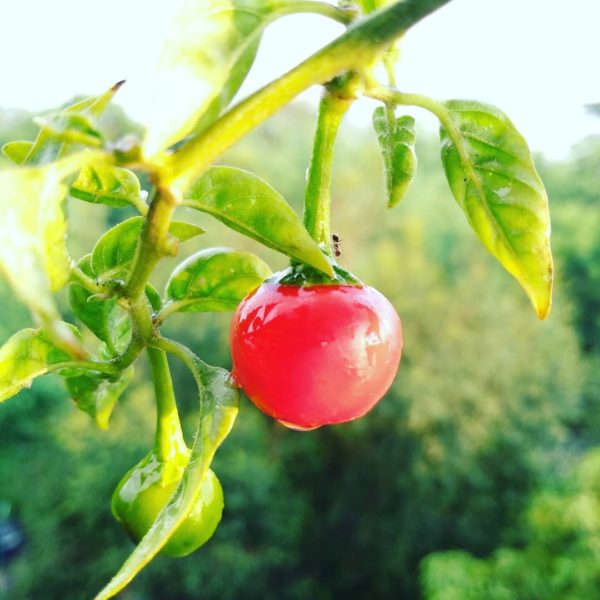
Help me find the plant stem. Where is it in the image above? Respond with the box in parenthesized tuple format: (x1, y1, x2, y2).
(153, 337, 200, 375)
(365, 86, 467, 165)
(304, 82, 354, 247)
(146, 347, 187, 462)
(125, 186, 179, 303)
(161, 0, 452, 193)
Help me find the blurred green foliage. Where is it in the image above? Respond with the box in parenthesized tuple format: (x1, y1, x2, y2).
(421, 449, 600, 599)
(0, 100, 596, 599)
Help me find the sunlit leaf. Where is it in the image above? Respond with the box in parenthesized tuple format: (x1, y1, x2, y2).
(0, 325, 80, 402)
(439, 100, 553, 319)
(144, 0, 292, 155)
(373, 107, 417, 207)
(165, 247, 271, 313)
(184, 166, 332, 276)
(0, 155, 100, 325)
(66, 366, 134, 429)
(70, 164, 147, 210)
(95, 353, 239, 600)
(91, 217, 204, 281)
(25, 81, 124, 165)
(2, 140, 34, 165)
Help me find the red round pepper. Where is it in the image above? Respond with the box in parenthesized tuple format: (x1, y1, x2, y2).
(230, 282, 402, 430)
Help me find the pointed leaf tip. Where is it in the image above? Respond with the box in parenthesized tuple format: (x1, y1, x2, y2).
(438, 99, 553, 319)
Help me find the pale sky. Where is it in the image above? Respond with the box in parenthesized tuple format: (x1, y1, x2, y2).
(1, 0, 599, 159)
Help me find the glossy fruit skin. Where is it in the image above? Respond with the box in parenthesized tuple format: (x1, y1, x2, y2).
(230, 282, 402, 429)
(111, 452, 223, 557)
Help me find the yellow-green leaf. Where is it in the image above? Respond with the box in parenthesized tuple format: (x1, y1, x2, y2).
(0, 155, 97, 323)
(144, 0, 291, 156)
(2, 141, 34, 165)
(0, 326, 77, 402)
(439, 100, 553, 319)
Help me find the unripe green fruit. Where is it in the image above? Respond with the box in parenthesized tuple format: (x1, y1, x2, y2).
(111, 451, 223, 557)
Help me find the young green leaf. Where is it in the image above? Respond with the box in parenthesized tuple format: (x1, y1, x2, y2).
(184, 166, 333, 276)
(65, 366, 134, 429)
(25, 82, 123, 166)
(0, 154, 101, 326)
(372, 106, 417, 207)
(34, 113, 103, 148)
(95, 350, 239, 600)
(144, 0, 289, 156)
(69, 256, 131, 355)
(70, 164, 147, 211)
(2, 141, 34, 165)
(165, 247, 272, 314)
(91, 217, 204, 281)
(438, 100, 553, 319)
(0, 326, 79, 402)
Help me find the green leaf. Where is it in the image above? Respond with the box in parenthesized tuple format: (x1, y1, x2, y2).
(0, 326, 79, 402)
(95, 353, 238, 600)
(372, 107, 417, 207)
(66, 80, 126, 117)
(0, 155, 100, 325)
(144, 0, 292, 155)
(165, 247, 271, 313)
(439, 100, 553, 319)
(70, 164, 147, 210)
(65, 366, 134, 429)
(68, 255, 131, 355)
(91, 217, 204, 281)
(184, 166, 333, 276)
(2, 141, 34, 165)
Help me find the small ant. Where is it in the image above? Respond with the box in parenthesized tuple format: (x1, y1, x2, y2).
(331, 233, 342, 257)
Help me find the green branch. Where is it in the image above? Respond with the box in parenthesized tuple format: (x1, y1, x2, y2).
(304, 77, 357, 247)
(161, 0, 452, 193)
(146, 347, 187, 463)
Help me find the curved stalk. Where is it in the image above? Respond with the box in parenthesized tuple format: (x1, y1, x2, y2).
(146, 347, 187, 462)
(304, 80, 355, 247)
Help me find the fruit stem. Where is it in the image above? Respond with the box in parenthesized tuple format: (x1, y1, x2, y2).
(303, 76, 356, 248)
(147, 347, 187, 463)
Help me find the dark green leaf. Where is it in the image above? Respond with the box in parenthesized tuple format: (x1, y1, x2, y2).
(439, 100, 553, 318)
(68, 255, 131, 355)
(373, 106, 417, 207)
(184, 166, 332, 276)
(144, 0, 293, 155)
(65, 366, 134, 429)
(165, 247, 271, 313)
(91, 217, 204, 281)
(2, 141, 34, 165)
(70, 165, 147, 210)
(0, 325, 79, 402)
(95, 353, 238, 600)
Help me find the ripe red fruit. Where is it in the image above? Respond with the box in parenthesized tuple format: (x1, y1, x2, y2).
(230, 282, 402, 430)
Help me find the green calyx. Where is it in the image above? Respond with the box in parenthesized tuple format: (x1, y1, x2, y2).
(273, 260, 362, 287)
(111, 453, 223, 558)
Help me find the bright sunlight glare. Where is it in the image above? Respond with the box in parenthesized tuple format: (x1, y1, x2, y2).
(1, 0, 599, 159)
